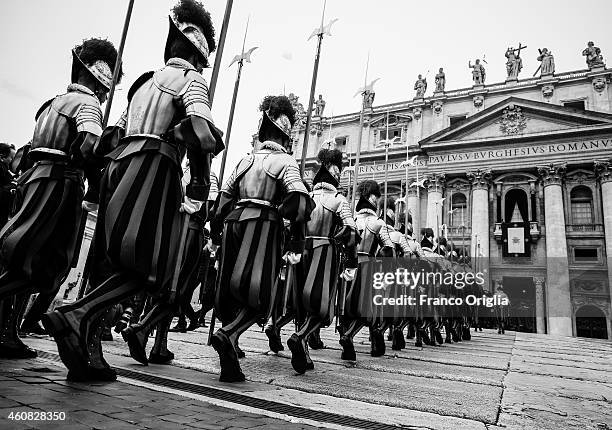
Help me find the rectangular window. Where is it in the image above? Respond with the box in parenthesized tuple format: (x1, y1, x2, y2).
(564, 100, 585, 110)
(574, 248, 598, 262)
(334, 136, 347, 146)
(449, 115, 467, 127)
(571, 201, 593, 224)
(379, 128, 402, 141)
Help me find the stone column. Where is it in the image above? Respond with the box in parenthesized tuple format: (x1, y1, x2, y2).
(533, 277, 546, 334)
(406, 184, 420, 236)
(595, 160, 612, 340)
(467, 169, 492, 291)
(538, 163, 573, 336)
(467, 169, 492, 258)
(425, 174, 445, 239)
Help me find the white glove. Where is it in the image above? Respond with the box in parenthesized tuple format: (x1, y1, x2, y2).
(180, 197, 200, 214)
(82, 201, 98, 212)
(340, 268, 356, 282)
(283, 252, 301, 265)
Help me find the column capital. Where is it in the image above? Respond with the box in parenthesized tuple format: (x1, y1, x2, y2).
(533, 276, 545, 287)
(466, 169, 492, 190)
(538, 163, 566, 187)
(406, 185, 419, 197)
(594, 160, 612, 184)
(425, 173, 445, 193)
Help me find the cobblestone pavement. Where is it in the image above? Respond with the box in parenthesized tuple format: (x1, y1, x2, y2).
(0, 358, 320, 430)
(8, 324, 612, 430)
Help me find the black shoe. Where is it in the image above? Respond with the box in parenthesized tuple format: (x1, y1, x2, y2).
(169, 322, 187, 333)
(434, 329, 444, 345)
(370, 329, 385, 357)
(420, 329, 432, 345)
(391, 329, 405, 351)
(87, 366, 117, 382)
(339, 336, 356, 361)
(415, 339, 423, 348)
(463, 327, 472, 340)
(67, 366, 117, 382)
(406, 326, 415, 340)
(264, 326, 284, 353)
(235, 342, 245, 359)
(186, 319, 200, 332)
(287, 334, 308, 375)
(0, 343, 38, 359)
(20, 322, 47, 336)
(149, 350, 175, 365)
(41, 311, 89, 376)
(121, 326, 148, 366)
(307, 332, 325, 350)
(211, 331, 244, 383)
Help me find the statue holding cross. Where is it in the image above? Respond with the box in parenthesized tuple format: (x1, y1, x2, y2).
(505, 43, 527, 79)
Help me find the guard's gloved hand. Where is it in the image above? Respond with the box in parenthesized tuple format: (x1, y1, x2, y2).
(180, 197, 202, 214)
(340, 268, 357, 282)
(283, 252, 301, 265)
(82, 201, 98, 212)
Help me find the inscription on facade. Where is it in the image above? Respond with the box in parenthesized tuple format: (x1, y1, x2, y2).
(427, 138, 612, 165)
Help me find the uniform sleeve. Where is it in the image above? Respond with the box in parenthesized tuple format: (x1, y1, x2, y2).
(95, 109, 127, 158)
(278, 160, 314, 223)
(173, 77, 224, 156)
(76, 103, 103, 136)
(333, 196, 359, 268)
(377, 223, 395, 257)
(278, 159, 315, 254)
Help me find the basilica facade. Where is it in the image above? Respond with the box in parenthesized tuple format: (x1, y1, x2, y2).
(294, 64, 612, 340)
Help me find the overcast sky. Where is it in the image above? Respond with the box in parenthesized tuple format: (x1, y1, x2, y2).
(1, 0, 610, 175)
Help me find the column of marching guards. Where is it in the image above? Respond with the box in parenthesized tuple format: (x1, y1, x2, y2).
(0, 0, 485, 383)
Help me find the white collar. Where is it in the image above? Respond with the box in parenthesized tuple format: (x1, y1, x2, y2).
(166, 57, 197, 71)
(259, 140, 287, 153)
(67, 83, 95, 96)
(313, 182, 337, 193)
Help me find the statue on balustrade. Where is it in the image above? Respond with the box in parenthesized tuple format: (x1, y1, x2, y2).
(469, 59, 486, 85)
(434, 68, 446, 92)
(582, 41, 604, 68)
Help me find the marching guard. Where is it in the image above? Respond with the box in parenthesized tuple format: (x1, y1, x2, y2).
(43, 0, 224, 381)
(340, 180, 394, 360)
(287, 148, 359, 374)
(0, 38, 121, 359)
(122, 169, 219, 365)
(210, 95, 314, 382)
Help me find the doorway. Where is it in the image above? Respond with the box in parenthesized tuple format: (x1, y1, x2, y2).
(502, 276, 536, 333)
(575, 305, 608, 339)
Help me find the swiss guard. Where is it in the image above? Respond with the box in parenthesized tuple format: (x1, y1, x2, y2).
(340, 180, 394, 360)
(43, 0, 224, 382)
(288, 148, 359, 374)
(211, 95, 314, 382)
(0, 38, 121, 360)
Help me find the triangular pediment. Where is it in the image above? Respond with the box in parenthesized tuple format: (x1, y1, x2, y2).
(420, 97, 612, 149)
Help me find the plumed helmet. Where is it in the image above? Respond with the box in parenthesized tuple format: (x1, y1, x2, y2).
(312, 147, 343, 186)
(71, 38, 122, 90)
(357, 180, 381, 198)
(317, 148, 343, 171)
(258, 95, 296, 141)
(165, 0, 217, 65)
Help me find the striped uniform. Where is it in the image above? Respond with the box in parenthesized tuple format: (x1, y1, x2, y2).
(0, 84, 102, 292)
(95, 57, 223, 288)
(213, 141, 314, 323)
(345, 208, 394, 322)
(297, 182, 358, 324)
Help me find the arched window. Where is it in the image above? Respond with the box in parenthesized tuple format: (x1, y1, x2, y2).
(570, 186, 593, 225)
(450, 193, 467, 226)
